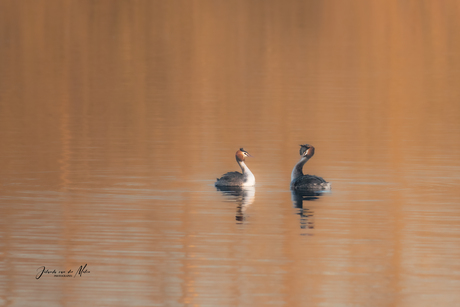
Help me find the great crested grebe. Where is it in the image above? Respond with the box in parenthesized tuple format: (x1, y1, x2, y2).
(215, 148, 255, 187)
(290, 144, 331, 191)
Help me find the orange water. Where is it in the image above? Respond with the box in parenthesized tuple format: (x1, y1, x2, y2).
(1, 1, 460, 306)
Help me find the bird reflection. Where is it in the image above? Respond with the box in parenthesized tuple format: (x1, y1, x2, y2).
(216, 186, 255, 223)
(291, 189, 323, 231)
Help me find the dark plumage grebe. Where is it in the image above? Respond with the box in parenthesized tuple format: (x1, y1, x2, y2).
(215, 148, 255, 187)
(290, 144, 331, 191)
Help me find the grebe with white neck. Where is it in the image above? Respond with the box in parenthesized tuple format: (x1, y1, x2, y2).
(215, 148, 255, 187)
(290, 144, 331, 191)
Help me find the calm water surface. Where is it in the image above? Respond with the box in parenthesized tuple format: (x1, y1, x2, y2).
(1, 1, 460, 306)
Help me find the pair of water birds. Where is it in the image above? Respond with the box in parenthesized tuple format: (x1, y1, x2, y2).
(215, 144, 331, 191)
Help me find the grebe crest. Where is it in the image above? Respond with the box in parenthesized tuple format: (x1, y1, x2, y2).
(215, 148, 255, 187)
(236, 148, 251, 162)
(291, 144, 331, 191)
(299, 144, 315, 159)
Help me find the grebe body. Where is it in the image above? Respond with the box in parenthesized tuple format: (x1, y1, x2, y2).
(290, 144, 331, 191)
(215, 148, 255, 187)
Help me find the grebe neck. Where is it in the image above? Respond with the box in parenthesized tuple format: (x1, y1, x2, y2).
(291, 156, 310, 181)
(238, 160, 255, 186)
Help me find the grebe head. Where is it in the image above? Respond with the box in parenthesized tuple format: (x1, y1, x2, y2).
(299, 144, 315, 159)
(236, 148, 252, 162)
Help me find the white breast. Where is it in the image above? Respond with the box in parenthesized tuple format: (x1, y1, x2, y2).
(242, 172, 255, 186)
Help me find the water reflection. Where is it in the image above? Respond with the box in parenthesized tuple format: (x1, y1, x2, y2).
(291, 190, 325, 232)
(216, 186, 255, 223)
